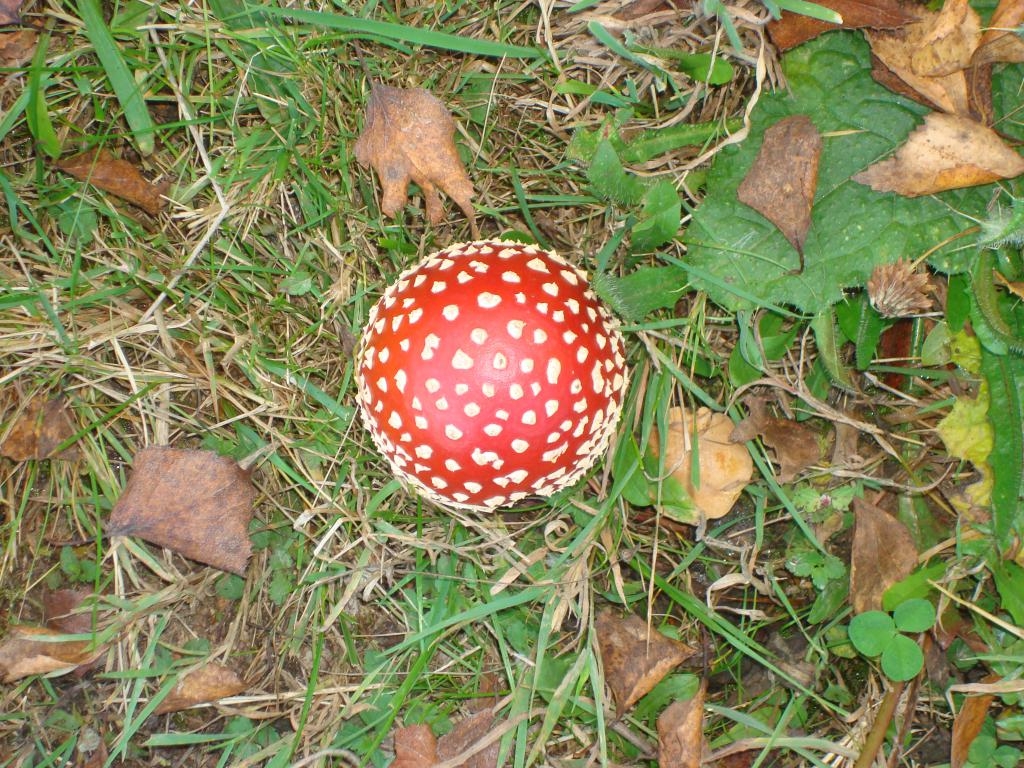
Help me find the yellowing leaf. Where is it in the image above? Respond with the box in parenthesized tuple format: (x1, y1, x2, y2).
(853, 113, 1024, 197)
(937, 383, 993, 508)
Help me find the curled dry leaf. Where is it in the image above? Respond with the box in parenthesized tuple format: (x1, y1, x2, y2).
(1, 394, 80, 461)
(56, 148, 169, 216)
(596, 609, 696, 715)
(730, 397, 823, 484)
(657, 679, 706, 768)
(853, 112, 1024, 197)
(0, 625, 101, 683)
(737, 115, 822, 270)
(106, 447, 256, 575)
(951, 673, 1001, 768)
(867, 22, 970, 115)
(154, 663, 248, 714)
(972, 0, 1024, 66)
(850, 497, 917, 613)
(650, 407, 754, 521)
(354, 82, 478, 236)
(767, 0, 914, 53)
(911, 0, 981, 77)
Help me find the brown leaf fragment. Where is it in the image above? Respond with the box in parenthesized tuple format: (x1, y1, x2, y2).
(737, 115, 821, 268)
(1, 394, 80, 461)
(650, 407, 754, 521)
(972, 0, 1024, 66)
(850, 497, 917, 613)
(965, 62, 994, 125)
(853, 112, 1024, 197)
(0, 625, 101, 683)
(106, 447, 255, 575)
(43, 589, 95, 635)
(951, 673, 1000, 768)
(437, 709, 501, 768)
(911, 0, 981, 77)
(0, 28, 37, 67)
(56, 148, 168, 216)
(354, 82, 478, 236)
(0, 0, 21, 25)
(730, 397, 822, 483)
(657, 679, 706, 768)
(870, 54, 944, 111)
(995, 270, 1024, 300)
(867, 23, 970, 115)
(596, 609, 696, 715)
(767, 0, 915, 52)
(154, 663, 247, 714)
(392, 724, 439, 768)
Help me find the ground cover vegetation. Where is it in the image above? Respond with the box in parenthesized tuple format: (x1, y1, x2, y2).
(1, 0, 1023, 765)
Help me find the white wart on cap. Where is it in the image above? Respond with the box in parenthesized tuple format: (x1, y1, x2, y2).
(354, 240, 628, 511)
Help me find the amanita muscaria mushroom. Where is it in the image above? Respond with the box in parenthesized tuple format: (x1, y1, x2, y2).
(354, 240, 628, 510)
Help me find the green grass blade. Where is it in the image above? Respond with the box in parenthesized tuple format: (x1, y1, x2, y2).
(26, 25, 60, 158)
(260, 5, 543, 59)
(76, 0, 156, 154)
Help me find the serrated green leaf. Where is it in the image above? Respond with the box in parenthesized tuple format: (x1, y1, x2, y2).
(683, 33, 1016, 313)
(588, 139, 644, 206)
(595, 265, 687, 321)
(880, 633, 923, 681)
(631, 181, 682, 252)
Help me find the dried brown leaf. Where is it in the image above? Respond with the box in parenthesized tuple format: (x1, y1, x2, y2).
(0, 28, 36, 67)
(392, 724, 439, 768)
(354, 83, 478, 236)
(951, 673, 1000, 768)
(767, 0, 915, 52)
(56, 148, 168, 216)
(853, 112, 1024, 197)
(730, 397, 822, 483)
(437, 709, 501, 768)
(1, 394, 80, 461)
(973, 0, 1024, 66)
(596, 609, 696, 715)
(657, 679, 706, 768)
(0, 0, 21, 25)
(867, 22, 970, 115)
(43, 589, 95, 635)
(737, 115, 821, 267)
(850, 497, 917, 613)
(154, 663, 247, 714)
(106, 447, 255, 575)
(911, 0, 981, 77)
(650, 407, 754, 521)
(0, 625, 101, 683)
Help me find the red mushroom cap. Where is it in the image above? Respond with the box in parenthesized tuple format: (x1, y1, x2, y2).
(354, 240, 628, 510)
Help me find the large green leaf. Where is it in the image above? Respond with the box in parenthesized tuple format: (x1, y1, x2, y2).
(683, 32, 1019, 313)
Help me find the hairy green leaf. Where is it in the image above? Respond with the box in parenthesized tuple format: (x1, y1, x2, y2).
(684, 32, 1019, 313)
